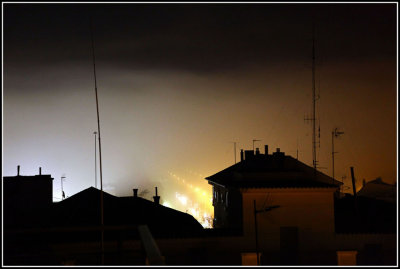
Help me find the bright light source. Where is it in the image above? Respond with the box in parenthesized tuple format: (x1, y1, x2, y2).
(162, 201, 171, 208)
(176, 192, 188, 206)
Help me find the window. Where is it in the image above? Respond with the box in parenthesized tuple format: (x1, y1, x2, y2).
(337, 251, 357, 265)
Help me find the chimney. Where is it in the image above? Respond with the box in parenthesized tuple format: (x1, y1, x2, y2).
(244, 150, 254, 160)
(264, 145, 268, 155)
(17, 165, 20, 176)
(255, 148, 260, 155)
(39, 167, 42, 175)
(350, 167, 358, 213)
(362, 179, 366, 187)
(350, 167, 357, 197)
(240, 149, 244, 161)
(133, 188, 138, 197)
(276, 148, 280, 153)
(153, 187, 160, 205)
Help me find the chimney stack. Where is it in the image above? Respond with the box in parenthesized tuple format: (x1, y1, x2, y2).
(133, 188, 138, 197)
(362, 179, 366, 187)
(39, 167, 42, 175)
(153, 187, 160, 205)
(255, 148, 260, 155)
(17, 165, 20, 176)
(350, 167, 357, 197)
(265, 145, 268, 155)
(350, 167, 358, 213)
(276, 148, 280, 153)
(240, 149, 244, 161)
(244, 150, 254, 160)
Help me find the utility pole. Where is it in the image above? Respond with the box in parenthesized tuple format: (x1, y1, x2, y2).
(91, 18, 105, 265)
(252, 139, 261, 152)
(331, 128, 344, 182)
(94, 131, 97, 189)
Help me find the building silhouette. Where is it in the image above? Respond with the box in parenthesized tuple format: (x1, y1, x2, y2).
(357, 177, 396, 203)
(206, 145, 396, 265)
(3, 150, 397, 265)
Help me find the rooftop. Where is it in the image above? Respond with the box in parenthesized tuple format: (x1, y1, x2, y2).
(206, 146, 342, 189)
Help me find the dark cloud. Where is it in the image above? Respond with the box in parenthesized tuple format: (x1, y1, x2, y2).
(4, 4, 396, 73)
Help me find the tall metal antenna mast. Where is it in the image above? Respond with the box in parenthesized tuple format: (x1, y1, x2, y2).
(94, 131, 97, 189)
(304, 22, 318, 171)
(90, 18, 104, 265)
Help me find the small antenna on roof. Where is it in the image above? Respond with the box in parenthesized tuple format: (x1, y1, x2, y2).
(252, 139, 261, 152)
(231, 141, 238, 164)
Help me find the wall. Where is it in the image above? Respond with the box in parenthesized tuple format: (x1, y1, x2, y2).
(240, 187, 337, 263)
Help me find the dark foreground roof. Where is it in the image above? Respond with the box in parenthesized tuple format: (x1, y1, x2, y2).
(206, 152, 342, 189)
(50, 187, 204, 238)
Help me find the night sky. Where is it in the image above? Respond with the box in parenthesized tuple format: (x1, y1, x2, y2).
(3, 3, 397, 214)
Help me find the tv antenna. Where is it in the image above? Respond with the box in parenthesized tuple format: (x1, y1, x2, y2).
(252, 139, 261, 152)
(304, 22, 320, 172)
(331, 127, 344, 181)
(231, 141, 238, 164)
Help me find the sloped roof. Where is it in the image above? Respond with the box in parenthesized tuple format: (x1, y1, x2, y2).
(51, 187, 203, 237)
(206, 152, 342, 189)
(357, 178, 396, 202)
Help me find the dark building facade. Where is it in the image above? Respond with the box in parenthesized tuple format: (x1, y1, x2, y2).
(3, 166, 54, 229)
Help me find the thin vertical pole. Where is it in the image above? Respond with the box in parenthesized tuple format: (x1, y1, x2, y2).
(61, 176, 65, 200)
(234, 142, 237, 164)
(332, 130, 335, 181)
(94, 131, 97, 189)
(312, 23, 317, 171)
(91, 18, 104, 265)
(254, 200, 260, 265)
(61, 177, 63, 200)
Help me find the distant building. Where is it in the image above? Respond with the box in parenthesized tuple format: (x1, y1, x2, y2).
(357, 177, 396, 203)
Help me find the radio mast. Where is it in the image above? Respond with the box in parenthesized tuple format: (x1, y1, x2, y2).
(90, 18, 104, 265)
(304, 23, 319, 171)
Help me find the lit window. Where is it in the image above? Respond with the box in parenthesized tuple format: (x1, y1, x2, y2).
(337, 251, 357, 265)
